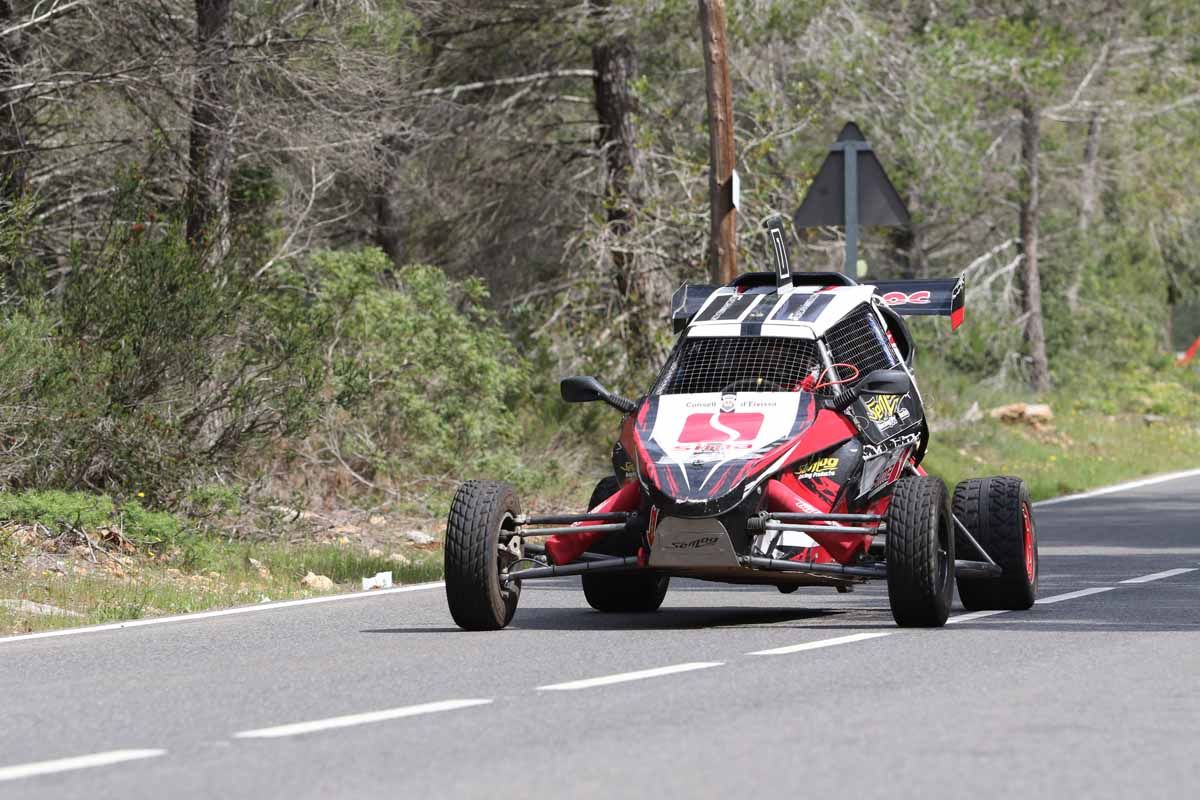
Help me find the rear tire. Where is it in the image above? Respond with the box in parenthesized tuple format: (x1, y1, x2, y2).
(953, 477, 1038, 610)
(580, 476, 669, 613)
(885, 476, 954, 627)
(444, 480, 522, 631)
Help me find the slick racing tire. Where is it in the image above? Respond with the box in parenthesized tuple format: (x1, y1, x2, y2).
(953, 477, 1038, 611)
(885, 476, 954, 627)
(444, 480, 522, 631)
(581, 476, 669, 613)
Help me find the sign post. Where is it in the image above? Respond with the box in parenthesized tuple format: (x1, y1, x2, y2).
(794, 122, 910, 275)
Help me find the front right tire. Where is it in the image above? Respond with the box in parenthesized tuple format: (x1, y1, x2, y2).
(885, 476, 954, 627)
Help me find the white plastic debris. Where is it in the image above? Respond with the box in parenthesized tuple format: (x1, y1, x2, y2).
(361, 571, 394, 591)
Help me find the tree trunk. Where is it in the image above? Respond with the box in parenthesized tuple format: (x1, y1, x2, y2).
(186, 0, 235, 260)
(1018, 92, 1051, 393)
(0, 1, 29, 205)
(1067, 110, 1102, 311)
(591, 0, 640, 298)
(591, 0, 656, 362)
(372, 133, 407, 267)
(698, 0, 736, 284)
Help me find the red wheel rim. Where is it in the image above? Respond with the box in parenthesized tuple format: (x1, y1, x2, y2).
(1021, 503, 1036, 582)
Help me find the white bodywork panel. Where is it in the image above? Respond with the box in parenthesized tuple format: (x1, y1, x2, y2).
(686, 284, 878, 339)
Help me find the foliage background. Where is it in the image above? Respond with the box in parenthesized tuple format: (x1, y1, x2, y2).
(0, 0, 1197, 521)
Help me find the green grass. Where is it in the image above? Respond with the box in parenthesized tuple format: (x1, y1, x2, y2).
(0, 490, 183, 547)
(0, 513, 442, 636)
(925, 413, 1200, 501)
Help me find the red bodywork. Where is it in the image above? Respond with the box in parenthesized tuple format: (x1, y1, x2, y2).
(546, 407, 918, 567)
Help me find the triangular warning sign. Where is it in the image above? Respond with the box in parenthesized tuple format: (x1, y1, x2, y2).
(793, 123, 910, 229)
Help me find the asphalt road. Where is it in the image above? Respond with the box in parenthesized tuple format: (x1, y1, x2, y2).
(2, 472, 1199, 799)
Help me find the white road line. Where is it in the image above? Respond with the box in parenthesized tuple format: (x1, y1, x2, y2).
(0, 581, 446, 646)
(748, 632, 890, 656)
(234, 699, 492, 739)
(1036, 587, 1114, 604)
(537, 662, 723, 691)
(1120, 567, 1198, 584)
(946, 609, 1010, 625)
(0, 749, 165, 783)
(1032, 468, 1200, 507)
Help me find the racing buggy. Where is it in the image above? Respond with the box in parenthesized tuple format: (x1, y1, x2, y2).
(443, 233, 1039, 630)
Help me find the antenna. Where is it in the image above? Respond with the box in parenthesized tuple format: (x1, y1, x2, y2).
(763, 216, 791, 288)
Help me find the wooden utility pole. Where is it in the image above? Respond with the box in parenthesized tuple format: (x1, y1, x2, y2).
(698, 0, 736, 284)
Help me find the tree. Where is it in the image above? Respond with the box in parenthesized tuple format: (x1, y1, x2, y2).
(591, 0, 640, 298)
(1017, 90, 1050, 391)
(185, 0, 234, 258)
(0, 1, 29, 204)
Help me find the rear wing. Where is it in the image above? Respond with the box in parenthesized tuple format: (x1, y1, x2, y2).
(671, 283, 719, 334)
(866, 276, 965, 330)
(671, 273, 966, 333)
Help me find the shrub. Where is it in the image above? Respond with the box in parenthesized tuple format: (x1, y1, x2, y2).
(0, 182, 325, 502)
(287, 249, 535, 494)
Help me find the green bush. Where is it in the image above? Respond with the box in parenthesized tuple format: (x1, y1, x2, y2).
(291, 249, 535, 490)
(0, 181, 325, 502)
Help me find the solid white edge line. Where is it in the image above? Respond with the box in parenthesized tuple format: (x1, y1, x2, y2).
(0, 581, 446, 645)
(234, 698, 492, 739)
(946, 609, 1010, 625)
(1036, 587, 1114, 604)
(536, 662, 724, 691)
(747, 631, 890, 656)
(0, 749, 166, 783)
(1120, 567, 1198, 585)
(1032, 468, 1200, 508)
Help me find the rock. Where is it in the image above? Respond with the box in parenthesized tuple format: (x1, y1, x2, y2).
(248, 557, 264, 569)
(368, 547, 384, 558)
(962, 401, 983, 424)
(1143, 414, 1168, 425)
(300, 571, 335, 591)
(1024, 403, 1053, 423)
(389, 552, 411, 566)
(404, 530, 434, 546)
(988, 402, 1053, 425)
(0, 599, 84, 618)
(368, 515, 386, 527)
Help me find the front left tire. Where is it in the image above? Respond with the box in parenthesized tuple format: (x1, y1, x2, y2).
(953, 476, 1038, 610)
(580, 476, 669, 613)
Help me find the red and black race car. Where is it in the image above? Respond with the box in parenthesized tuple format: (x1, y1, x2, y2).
(443, 247, 1038, 630)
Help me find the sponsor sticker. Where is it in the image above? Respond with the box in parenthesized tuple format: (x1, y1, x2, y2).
(719, 393, 737, 413)
(795, 456, 839, 479)
(881, 290, 931, 306)
(863, 393, 903, 422)
(863, 430, 921, 459)
(669, 536, 720, 550)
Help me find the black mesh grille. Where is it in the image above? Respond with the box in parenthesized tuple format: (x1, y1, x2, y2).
(655, 336, 820, 395)
(824, 304, 898, 377)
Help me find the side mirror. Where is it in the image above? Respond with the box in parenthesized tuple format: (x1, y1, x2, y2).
(560, 376, 638, 414)
(857, 368, 913, 396)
